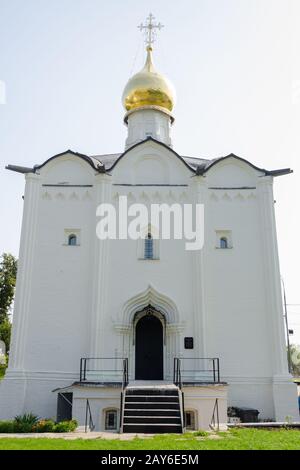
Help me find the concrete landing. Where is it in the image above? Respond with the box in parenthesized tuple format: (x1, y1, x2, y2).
(127, 381, 177, 389)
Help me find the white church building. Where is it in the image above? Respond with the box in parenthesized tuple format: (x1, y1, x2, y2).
(0, 16, 298, 432)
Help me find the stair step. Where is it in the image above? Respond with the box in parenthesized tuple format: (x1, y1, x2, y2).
(126, 389, 179, 396)
(124, 409, 180, 417)
(121, 386, 183, 434)
(123, 424, 182, 434)
(125, 394, 179, 398)
(125, 402, 180, 410)
(124, 417, 181, 424)
(125, 396, 179, 403)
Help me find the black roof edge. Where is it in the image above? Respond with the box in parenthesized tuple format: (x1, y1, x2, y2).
(200, 153, 268, 175)
(6, 147, 292, 178)
(5, 164, 34, 174)
(6, 150, 106, 175)
(33, 149, 105, 172)
(108, 137, 197, 173)
(196, 153, 293, 177)
(266, 168, 293, 177)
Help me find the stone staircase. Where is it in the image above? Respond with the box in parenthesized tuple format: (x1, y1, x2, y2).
(122, 385, 183, 433)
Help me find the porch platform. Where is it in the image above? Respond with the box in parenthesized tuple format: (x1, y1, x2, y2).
(72, 380, 227, 388)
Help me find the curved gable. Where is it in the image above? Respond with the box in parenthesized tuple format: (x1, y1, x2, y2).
(203, 154, 268, 175)
(108, 137, 196, 174)
(204, 154, 265, 187)
(197, 153, 292, 178)
(34, 150, 104, 173)
(37, 151, 98, 185)
(110, 138, 195, 185)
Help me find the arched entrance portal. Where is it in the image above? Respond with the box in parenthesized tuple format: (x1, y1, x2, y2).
(135, 314, 163, 380)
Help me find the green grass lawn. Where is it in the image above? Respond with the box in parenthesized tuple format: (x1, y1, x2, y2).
(0, 429, 299, 450)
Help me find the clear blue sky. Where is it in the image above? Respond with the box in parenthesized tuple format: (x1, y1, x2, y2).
(1, 0, 300, 342)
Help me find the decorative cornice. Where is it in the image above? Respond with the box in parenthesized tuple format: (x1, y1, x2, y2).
(124, 105, 175, 124)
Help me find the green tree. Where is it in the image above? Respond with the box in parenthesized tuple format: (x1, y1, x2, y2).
(0, 253, 17, 324)
(0, 319, 12, 353)
(0, 253, 17, 352)
(289, 344, 300, 377)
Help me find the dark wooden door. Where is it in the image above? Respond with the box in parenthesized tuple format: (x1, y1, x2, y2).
(135, 315, 163, 380)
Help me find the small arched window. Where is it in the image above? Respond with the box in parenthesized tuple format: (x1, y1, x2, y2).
(220, 237, 228, 249)
(144, 232, 154, 259)
(68, 234, 77, 246)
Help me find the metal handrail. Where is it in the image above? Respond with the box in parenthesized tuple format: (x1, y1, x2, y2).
(79, 357, 129, 383)
(80, 358, 129, 433)
(122, 358, 129, 388)
(173, 357, 221, 385)
(181, 390, 185, 432)
(119, 392, 124, 432)
(174, 358, 182, 389)
(85, 399, 95, 432)
(210, 398, 220, 431)
(120, 358, 129, 433)
(174, 359, 185, 433)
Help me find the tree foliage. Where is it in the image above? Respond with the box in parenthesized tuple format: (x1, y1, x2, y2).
(289, 344, 300, 377)
(0, 253, 17, 324)
(0, 319, 12, 353)
(0, 253, 17, 352)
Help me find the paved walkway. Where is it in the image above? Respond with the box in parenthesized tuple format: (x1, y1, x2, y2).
(228, 422, 300, 429)
(0, 431, 155, 440)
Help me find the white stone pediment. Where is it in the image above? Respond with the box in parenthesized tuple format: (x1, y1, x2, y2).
(205, 156, 264, 188)
(111, 140, 193, 185)
(38, 151, 95, 185)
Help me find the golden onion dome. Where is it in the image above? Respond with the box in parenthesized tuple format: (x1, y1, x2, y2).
(122, 46, 176, 114)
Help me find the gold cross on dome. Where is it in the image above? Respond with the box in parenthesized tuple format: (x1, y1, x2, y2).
(138, 13, 164, 48)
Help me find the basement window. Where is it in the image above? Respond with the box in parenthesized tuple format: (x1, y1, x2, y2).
(105, 409, 118, 431)
(185, 410, 196, 431)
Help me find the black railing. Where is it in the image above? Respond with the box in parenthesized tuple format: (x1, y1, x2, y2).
(85, 399, 95, 432)
(122, 358, 129, 388)
(174, 358, 182, 388)
(181, 391, 185, 430)
(120, 391, 124, 432)
(173, 357, 220, 385)
(210, 398, 220, 431)
(79, 357, 128, 383)
(173, 359, 185, 431)
(120, 358, 129, 433)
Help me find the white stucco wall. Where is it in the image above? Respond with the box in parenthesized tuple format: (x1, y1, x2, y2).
(0, 140, 298, 422)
